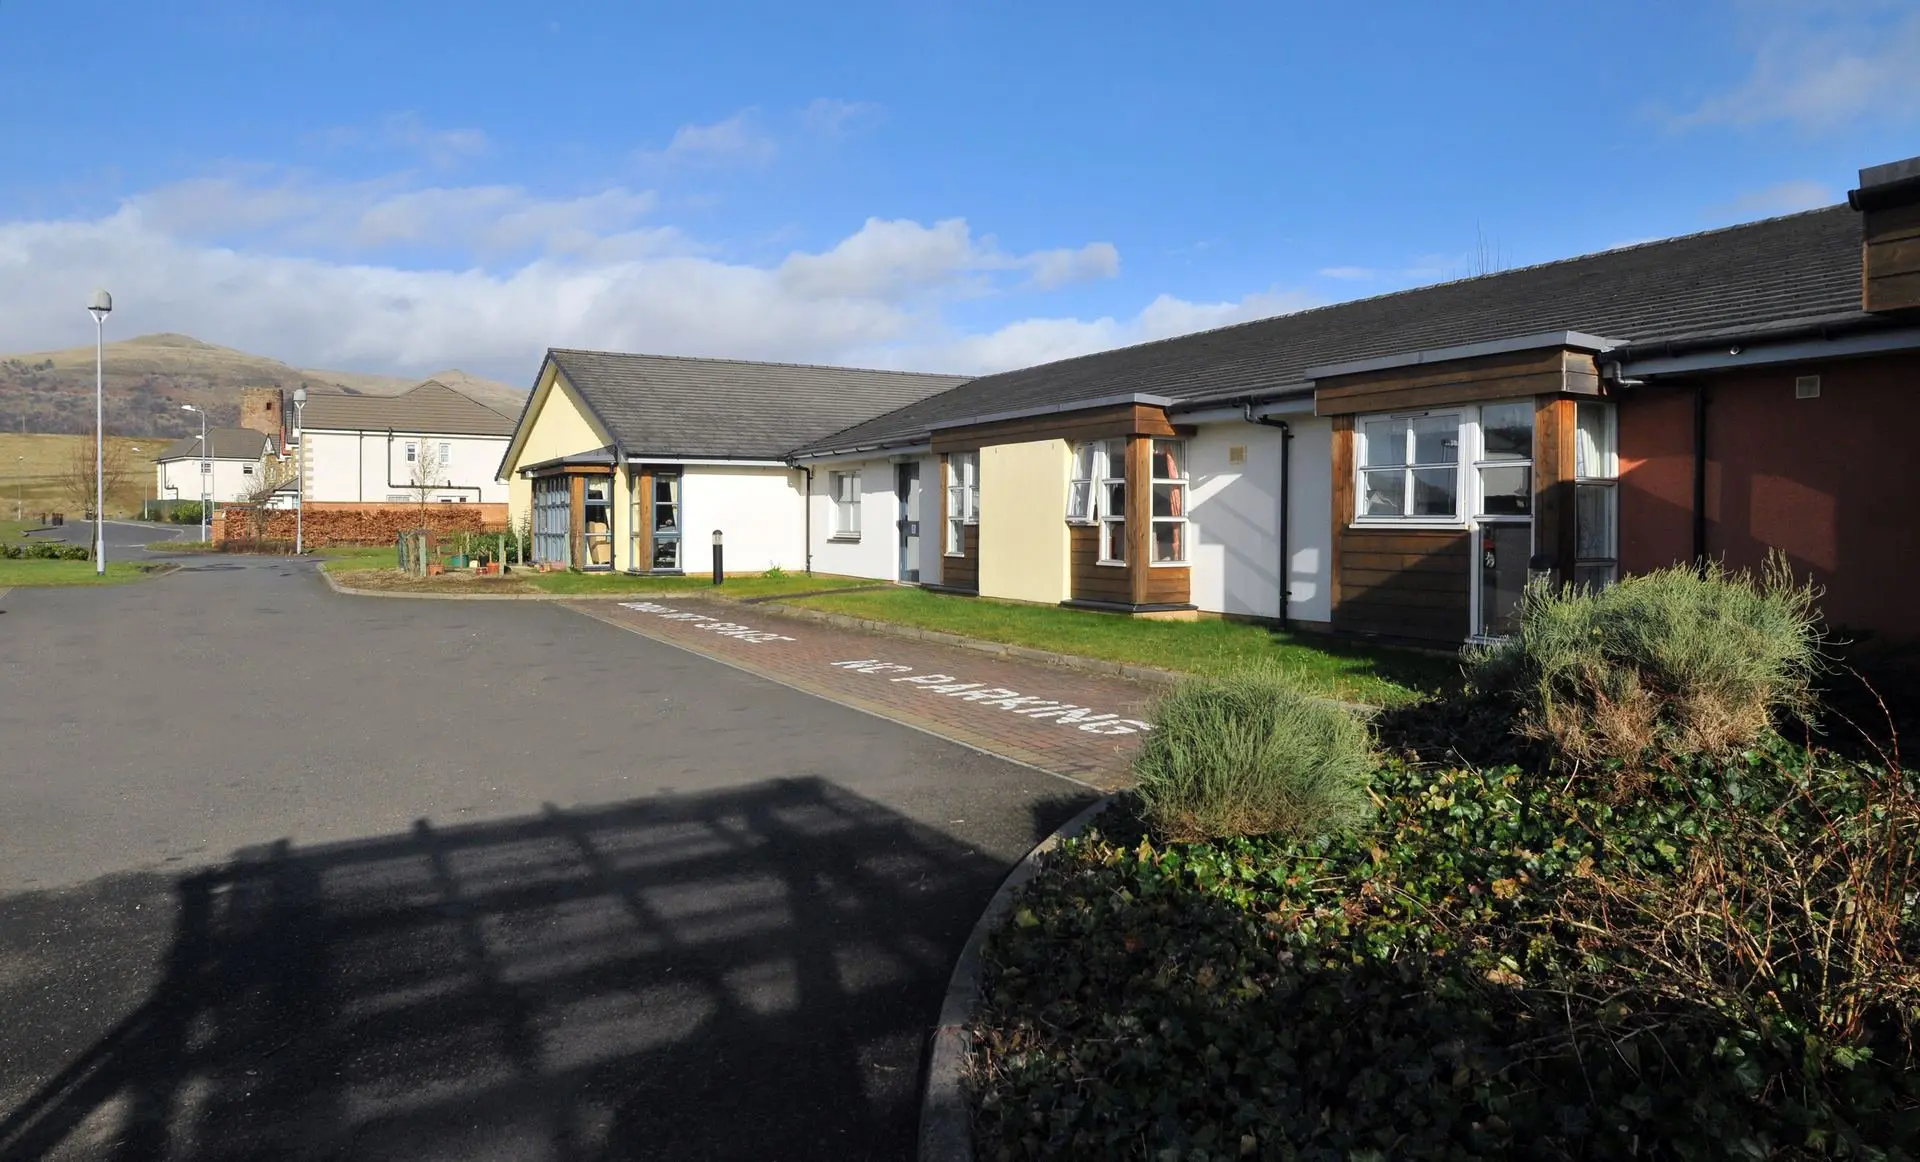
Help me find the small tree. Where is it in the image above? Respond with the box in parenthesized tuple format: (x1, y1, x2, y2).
(60, 438, 131, 516)
(409, 438, 447, 521)
(238, 457, 296, 542)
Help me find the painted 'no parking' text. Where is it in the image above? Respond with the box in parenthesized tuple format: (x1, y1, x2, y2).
(830, 660, 1152, 736)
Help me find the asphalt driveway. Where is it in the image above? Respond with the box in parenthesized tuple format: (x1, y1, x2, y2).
(0, 561, 1092, 1161)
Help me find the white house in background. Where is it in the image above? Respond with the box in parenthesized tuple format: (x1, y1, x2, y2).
(293, 381, 516, 504)
(496, 350, 966, 572)
(153, 429, 276, 505)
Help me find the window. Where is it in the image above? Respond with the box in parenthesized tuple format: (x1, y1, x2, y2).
(945, 452, 977, 555)
(582, 477, 613, 568)
(829, 470, 861, 538)
(1574, 402, 1619, 590)
(651, 472, 682, 571)
(1066, 443, 1096, 522)
(438, 441, 451, 464)
(1097, 439, 1128, 564)
(532, 475, 570, 565)
(405, 441, 418, 464)
(1358, 414, 1460, 520)
(242, 465, 255, 476)
(1474, 402, 1532, 518)
(1150, 439, 1187, 564)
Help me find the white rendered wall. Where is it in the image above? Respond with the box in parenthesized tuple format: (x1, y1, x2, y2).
(155, 457, 260, 504)
(807, 458, 901, 581)
(302, 429, 510, 504)
(681, 466, 806, 574)
(1186, 417, 1332, 625)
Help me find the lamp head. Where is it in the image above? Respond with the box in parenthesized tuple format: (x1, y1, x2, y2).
(87, 289, 112, 319)
(292, 387, 308, 406)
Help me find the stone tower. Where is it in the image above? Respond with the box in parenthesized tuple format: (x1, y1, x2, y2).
(238, 387, 285, 444)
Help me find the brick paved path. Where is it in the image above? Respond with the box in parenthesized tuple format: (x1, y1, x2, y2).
(566, 597, 1155, 789)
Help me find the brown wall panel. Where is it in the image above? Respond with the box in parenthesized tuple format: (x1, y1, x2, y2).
(944, 524, 980, 592)
(1331, 526, 1470, 643)
(1142, 566, 1190, 605)
(1316, 347, 1598, 416)
(1069, 524, 1131, 602)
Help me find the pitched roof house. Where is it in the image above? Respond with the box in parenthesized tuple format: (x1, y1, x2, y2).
(294, 381, 518, 506)
(153, 428, 276, 505)
(495, 350, 965, 571)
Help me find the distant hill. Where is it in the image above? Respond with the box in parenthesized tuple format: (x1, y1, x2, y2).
(0, 333, 527, 439)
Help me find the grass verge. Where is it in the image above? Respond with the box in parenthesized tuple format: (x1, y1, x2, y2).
(523, 571, 876, 599)
(0, 560, 160, 586)
(786, 587, 1455, 705)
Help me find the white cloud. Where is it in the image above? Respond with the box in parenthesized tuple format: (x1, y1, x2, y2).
(643, 110, 779, 168)
(1720, 179, 1838, 218)
(800, 98, 882, 136)
(1672, 5, 1920, 129)
(0, 176, 1283, 384)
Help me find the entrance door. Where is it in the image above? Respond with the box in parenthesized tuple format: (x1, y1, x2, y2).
(1477, 523, 1531, 637)
(1473, 401, 1535, 638)
(896, 462, 921, 582)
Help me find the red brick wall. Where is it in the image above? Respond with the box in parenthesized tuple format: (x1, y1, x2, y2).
(216, 504, 503, 547)
(1618, 353, 1920, 638)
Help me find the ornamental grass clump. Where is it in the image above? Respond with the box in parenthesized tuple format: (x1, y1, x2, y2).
(1472, 554, 1822, 766)
(1130, 668, 1374, 841)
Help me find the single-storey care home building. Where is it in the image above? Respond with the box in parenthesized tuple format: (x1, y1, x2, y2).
(494, 350, 966, 571)
(153, 428, 277, 505)
(502, 154, 1920, 643)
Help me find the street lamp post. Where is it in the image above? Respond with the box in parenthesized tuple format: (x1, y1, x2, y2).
(87, 290, 112, 575)
(182, 404, 208, 543)
(292, 387, 307, 554)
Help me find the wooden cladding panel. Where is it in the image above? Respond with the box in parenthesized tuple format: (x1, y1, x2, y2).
(568, 474, 586, 568)
(1142, 566, 1191, 605)
(1316, 348, 1598, 416)
(1534, 396, 1579, 585)
(1069, 524, 1131, 603)
(636, 467, 652, 570)
(1329, 417, 1355, 614)
(1125, 435, 1151, 605)
(931, 403, 1176, 454)
(944, 524, 980, 591)
(1864, 203, 1920, 314)
(1332, 526, 1469, 643)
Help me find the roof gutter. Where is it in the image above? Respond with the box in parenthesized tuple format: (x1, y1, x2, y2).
(1602, 315, 1920, 379)
(922, 392, 1178, 432)
(786, 441, 932, 467)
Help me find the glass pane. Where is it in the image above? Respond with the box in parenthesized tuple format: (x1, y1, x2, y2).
(1151, 439, 1184, 481)
(1102, 439, 1127, 475)
(1151, 482, 1184, 518)
(969, 484, 980, 521)
(1576, 483, 1616, 559)
(947, 484, 964, 519)
(1576, 403, 1616, 479)
(1412, 416, 1459, 465)
(652, 538, 680, 571)
(1480, 402, 1533, 461)
(1478, 465, 1531, 516)
(1478, 523, 1531, 637)
(1411, 467, 1457, 517)
(1066, 481, 1092, 520)
(1072, 444, 1096, 480)
(1362, 418, 1406, 468)
(1574, 563, 1616, 592)
(1102, 520, 1127, 563)
(1103, 481, 1126, 517)
(1360, 469, 1404, 516)
(1152, 520, 1184, 563)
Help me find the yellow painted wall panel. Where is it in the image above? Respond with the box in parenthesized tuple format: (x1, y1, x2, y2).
(978, 439, 1071, 604)
(503, 367, 613, 533)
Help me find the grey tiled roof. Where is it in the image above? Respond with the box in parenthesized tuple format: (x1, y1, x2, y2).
(542, 350, 969, 460)
(154, 429, 270, 461)
(298, 381, 517, 437)
(793, 205, 1867, 455)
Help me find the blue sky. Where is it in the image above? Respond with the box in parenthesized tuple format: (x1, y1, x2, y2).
(1, 0, 1915, 385)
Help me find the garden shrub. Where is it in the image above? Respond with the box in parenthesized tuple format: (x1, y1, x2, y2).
(1471, 556, 1822, 766)
(973, 736, 1920, 1160)
(1129, 668, 1375, 842)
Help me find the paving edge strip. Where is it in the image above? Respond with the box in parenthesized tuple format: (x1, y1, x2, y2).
(920, 793, 1116, 1162)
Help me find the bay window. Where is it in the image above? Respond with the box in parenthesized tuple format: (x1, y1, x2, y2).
(1066, 443, 1096, 522)
(532, 475, 569, 565)
(1574, 402, 1618, 589)
(1358, 414, 1460, 520)
(651, 472, 681, 571)
(582, 477, 613, 568)
(945, 452, 977, 555)
(1150, 439, 1187, 564)
(829, 470, 861, 539)
(1097, 439, 1127, 564)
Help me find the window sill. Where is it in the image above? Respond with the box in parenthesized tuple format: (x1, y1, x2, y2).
(1349, 520, 1469, 532)
(1149, 560, 1190, 568)
(827, 534, 862, 544)
(1096, 560, 1126, 568)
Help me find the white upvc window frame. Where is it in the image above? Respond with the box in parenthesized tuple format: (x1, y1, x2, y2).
(1573, 401, 1619, 591)
(1468, 401, 1536, 643)
(1095, 438, 1128, 566)
(945, 452, 977, 556)
(1352, 411, 1466, 529)
(1149, 438, 1188, 565)
(405, 440, 418, 464)
(828, 469, 862, 540)
(1066, 443, 1097, 523)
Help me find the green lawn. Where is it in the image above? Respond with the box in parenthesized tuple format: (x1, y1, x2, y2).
(524, 571, 881, 599)
(0, 559, 156, 587)
(0, 520, 31, 544)
(785, 588, 1460, 705)
(316, 546, 397, 573)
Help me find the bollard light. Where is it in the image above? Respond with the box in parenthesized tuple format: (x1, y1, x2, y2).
(711, 529, 724, 585)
